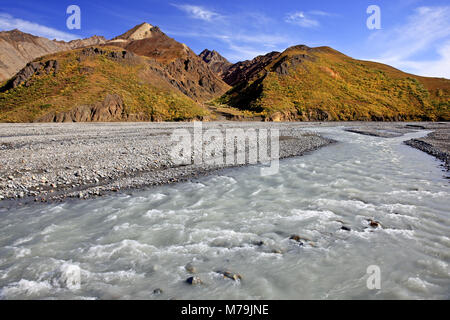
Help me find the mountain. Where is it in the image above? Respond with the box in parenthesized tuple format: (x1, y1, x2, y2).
(108, 23, 229, 102)
(199, 49, 232, 77)
(0, 46, 207, 122)
(218, 45, 450, 121)
(0, 23, 231, 122)
(0, 29, 106, 81)
(221, 51, 281, 86)
(1, 24, 448, 123)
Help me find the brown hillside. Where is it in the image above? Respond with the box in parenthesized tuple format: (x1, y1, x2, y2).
(218, 45, 450, 121)
(0, 46, 209, 122)
(0, 29, 106, 81)
(199, 49, 232, 77)
(108, 24, 230, 102)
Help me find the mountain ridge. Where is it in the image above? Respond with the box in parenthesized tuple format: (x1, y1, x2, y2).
(0, 23, 231, 122)
(0, 23, 448, 122)
(217, 44, 450, 121)
(106, 24, 230, 102)
(199, 49, 232, 77)
(0, 29, 107, 81)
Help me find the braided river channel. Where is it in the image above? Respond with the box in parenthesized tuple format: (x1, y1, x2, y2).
(1, 127, 449, 299)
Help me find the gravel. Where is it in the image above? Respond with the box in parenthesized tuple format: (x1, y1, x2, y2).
(403, 124, 450, 172)
(0, 122, 335, 204)
(2, 121, 447, 205)
(343, 122, 450, 173)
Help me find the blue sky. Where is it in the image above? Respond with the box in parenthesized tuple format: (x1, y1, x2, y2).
(0, 0, 449, 78)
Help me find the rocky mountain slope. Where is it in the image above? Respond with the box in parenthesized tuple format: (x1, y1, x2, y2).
(0, 23, 232, 122)
(217, 45, 450, 121)
(222, 51, 281, 87)
(0, 29, 106, 81)
(0, 46, 208, 122)
(108, 23, 229, 102)
(0, 23, 448, 123)
(199, 49, 232, 77)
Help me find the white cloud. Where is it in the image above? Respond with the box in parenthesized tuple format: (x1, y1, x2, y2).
(0, 13, 80, 41)
(232, 33, 290, 46)
(380, 42, 450, 79)
(367, 6, 450, 78)
(222, 41, 270, 62)
(166, 8, 293, 62)
(166, 29, 291, 61)
(285, 12, 319, 28)
(172, 4, 221, 22)
(308, 10, 335, 17)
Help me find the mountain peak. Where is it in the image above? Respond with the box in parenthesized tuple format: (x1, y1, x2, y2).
(199, 49, 232, 76)
(199, 49, 228, 63)
(113, 22, 156, 41)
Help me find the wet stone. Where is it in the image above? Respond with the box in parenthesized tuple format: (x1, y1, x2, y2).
(186, 276, 202, 285)
(218, 271, 242, 281)
(185, 263, 196, 274)
(367, 219, 382, 228)
(153, 288, 163, 295)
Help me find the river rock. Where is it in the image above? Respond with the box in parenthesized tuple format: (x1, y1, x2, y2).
(217, 271, 242, 281)
(290, 235, 311, 245)
(367, 219, 382, 228)
(153, 288, 163, 295)
(289, 234, 312, 242)
(252, 240, 265, 246)
(185, 263, 196, 274)
(186, 276, 202, 285)
(271, 249, 284, 254)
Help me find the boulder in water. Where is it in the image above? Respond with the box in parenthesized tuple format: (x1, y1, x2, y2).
(289, 234, 317, 246)
(186, 276, 202, 285)
(217, 271, 242, 281)
(252, 240, 265, 247)
(367, 219, 383, 228)
(153, 288, 163, 295)
(185, 263, 197, 274)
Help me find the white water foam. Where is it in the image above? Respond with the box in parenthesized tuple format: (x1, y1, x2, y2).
(0, 127, 449, 299)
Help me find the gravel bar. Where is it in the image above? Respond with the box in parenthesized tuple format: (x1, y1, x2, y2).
(404, 124, 450, 173)
(2, 121, 448, 205)
(344, 122, 450, 173)
(0, 122, 335, 204)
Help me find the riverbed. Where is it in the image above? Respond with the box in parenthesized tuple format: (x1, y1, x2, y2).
(0, 126, 449, 299)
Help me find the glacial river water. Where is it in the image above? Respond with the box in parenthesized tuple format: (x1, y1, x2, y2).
(0, 127, 449, 300)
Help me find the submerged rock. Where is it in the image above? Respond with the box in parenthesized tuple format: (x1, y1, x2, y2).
(153, 288, 163, 295)
(252, 240, 265, 247)
(289, 234, 312, 242)
(186, 276, 202, 285)
(290, 234, 316, 246)
(185, 263, 197, 274)
(367, 219, 383, 229)
(217, 271, 242, 281)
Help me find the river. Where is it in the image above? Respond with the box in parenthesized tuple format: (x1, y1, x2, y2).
(0, 127, 449, 299)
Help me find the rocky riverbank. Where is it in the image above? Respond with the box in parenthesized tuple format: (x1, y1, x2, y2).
(404, 126, 450, 172)
(0, 122, 334, 204)
(343, 122, 450, 173)
(1, 121, 448, 206)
